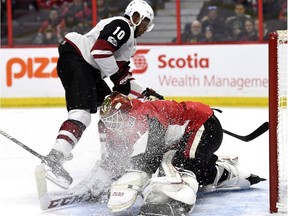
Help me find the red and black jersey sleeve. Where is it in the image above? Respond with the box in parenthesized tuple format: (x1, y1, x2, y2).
(92, 19, 131, 56)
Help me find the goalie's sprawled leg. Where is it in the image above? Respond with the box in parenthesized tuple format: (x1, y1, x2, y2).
(65, 160, 113, 198)
(199, 155, 266, 192)
(138, 151, 199, 216)
(174, 114, 265, 193)
(107, 170, 150, 212)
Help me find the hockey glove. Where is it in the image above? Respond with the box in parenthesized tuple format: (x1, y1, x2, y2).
(110, 61, 131, 86)
(141, 88, 164, 100)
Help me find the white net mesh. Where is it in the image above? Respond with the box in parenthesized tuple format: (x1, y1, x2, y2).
(276, 30, 288, 213)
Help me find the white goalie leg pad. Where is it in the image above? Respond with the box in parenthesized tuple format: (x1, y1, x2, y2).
(66, 160, 112, 198)
(107, 170, 150, 212)
(143, 169, 198, 206)
(202, 156, 252, 192)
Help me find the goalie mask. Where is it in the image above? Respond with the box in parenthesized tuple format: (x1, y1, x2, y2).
(124, 0, 155, 32)
(100, 92, 134, 132)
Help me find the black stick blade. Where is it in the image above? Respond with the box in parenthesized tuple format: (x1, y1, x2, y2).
(223, 122, 269, 142)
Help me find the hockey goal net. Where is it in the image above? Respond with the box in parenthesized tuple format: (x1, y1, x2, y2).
(269, 29, 288, 213)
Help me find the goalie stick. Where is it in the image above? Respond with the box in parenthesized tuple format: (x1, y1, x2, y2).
(223, 122, 269, 142)
(35, 164, 95, 210)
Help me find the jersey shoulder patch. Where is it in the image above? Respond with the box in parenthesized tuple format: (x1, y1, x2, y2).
(99, 18, 131, 49)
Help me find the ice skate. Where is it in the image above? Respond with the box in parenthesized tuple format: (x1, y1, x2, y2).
(200, 156, 265, 192)
(42, 149, 73, 189)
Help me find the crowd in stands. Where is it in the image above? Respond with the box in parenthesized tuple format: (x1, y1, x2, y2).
(177, 0, 287, 42)
(31, 0, 93, 44)
(1, 0, 287, 45)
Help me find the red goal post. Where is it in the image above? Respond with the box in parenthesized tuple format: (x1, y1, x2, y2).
(269, 30, 288, 214)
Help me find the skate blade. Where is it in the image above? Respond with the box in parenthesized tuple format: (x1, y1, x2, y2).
(45, 170, 71, 189)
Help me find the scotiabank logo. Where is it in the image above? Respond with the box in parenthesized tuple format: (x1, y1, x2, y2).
(131, 49, 150, 74)
(6, 57, 58, 87)
(158, 53, 209, 69)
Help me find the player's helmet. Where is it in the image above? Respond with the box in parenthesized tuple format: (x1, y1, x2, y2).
(100, 92, 133, 132)
(124, 0, 155, 32)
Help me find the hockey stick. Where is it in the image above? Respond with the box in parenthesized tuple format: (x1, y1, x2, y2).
(0, 129, 46, 160)
(223, 122, 269, 142)
(35, 165, 95, 210)
(0, 129, 72, 188)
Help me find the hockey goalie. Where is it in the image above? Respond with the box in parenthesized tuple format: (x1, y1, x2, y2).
(43, 92, 265, 215)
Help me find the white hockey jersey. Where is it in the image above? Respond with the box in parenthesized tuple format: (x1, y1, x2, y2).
(64, 16, 146, 97)
(64, 16, 136, 78)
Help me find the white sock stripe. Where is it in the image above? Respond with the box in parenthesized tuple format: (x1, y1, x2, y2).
(58, 130, 78, 145)
(68, 109, 91, 127)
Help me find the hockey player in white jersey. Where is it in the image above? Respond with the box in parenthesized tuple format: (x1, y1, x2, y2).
(64, 92, 265, 216)
(42, 0, 164, 189)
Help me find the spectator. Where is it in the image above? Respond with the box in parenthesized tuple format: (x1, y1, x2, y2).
(227, 21, 244, 41)
(34, 8, 64, 44)
(97, 0, 110, 21)
(278, 0, 287, 21)
(30, 0, 71, 11)
(263, 0, 282, 20)
(264, 0, 287, 32)
(1, 0, 16, 22)
(181, 20, 204, 43)
(225, 4, 252, 37)
(61, 0, 92, 21)
(277, 3, 287, 30)
(200, 26, 214, 42)
(254, 19, 270, 41)
(42, 27, 59, 44)
(73, 19, 91, 34)
(108, 0, 130, 16)
(232, 0, 255, 17)
(59, 12, 79, 41)
(200, 6, 226, 38)
(240, 18, 258, 41)
(200, 26, 223, 42)
(197, 0, 235, 21)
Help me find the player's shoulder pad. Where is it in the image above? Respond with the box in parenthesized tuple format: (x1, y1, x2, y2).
(99, 18, 131, 49)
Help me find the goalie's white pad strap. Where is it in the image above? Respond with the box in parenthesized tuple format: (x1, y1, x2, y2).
(144, 170, 198, 206)
(161, 150, 181, 181)
(66, 160, 112, 198)
(131, 131, 149, 157)
(107, 170, 150, 212)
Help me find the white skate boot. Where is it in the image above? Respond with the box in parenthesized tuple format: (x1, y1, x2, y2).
(43, 149, 73, 189)
(200, 156, 265, 192)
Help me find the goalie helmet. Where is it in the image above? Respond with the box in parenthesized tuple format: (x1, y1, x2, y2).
(124, 0, 155, 32)
(100, 92, 133, 132)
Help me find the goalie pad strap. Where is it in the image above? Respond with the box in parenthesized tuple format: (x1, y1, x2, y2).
(107, 170, 150, 212)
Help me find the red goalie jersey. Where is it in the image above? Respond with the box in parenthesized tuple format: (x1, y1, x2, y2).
(99, 93, 213, 160)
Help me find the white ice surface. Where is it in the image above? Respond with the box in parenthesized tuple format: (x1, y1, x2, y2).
(0, 107, 285, 216)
